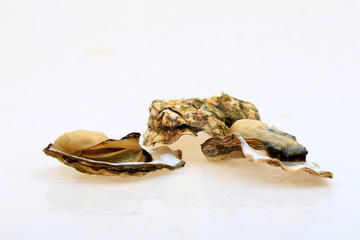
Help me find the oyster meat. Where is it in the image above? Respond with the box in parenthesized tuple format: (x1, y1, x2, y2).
(201, 120, 333, 178)
(43, 130, 185, 176)
(228, 119, 308, 162)
(143, 93, 260, 146)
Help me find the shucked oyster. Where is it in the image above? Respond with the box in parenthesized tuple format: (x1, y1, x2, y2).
(143, 93, 260, 146)
(228, 119, 308, 162)
(201, 120, 333, 178)
(43, 130, 185, 176)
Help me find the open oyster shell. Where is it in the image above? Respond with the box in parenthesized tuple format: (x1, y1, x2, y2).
(143, 93, 260, 146)
(201, 120, 333, 178)
(228, 119, 308, 162)
(43, 130, 184, 177)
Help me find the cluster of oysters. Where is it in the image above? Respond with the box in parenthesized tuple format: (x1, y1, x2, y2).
(43, 93, 333, 178)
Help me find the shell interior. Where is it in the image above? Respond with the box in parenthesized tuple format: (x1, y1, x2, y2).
(43, 131, 185, 177)
(228, 119, 308, 162)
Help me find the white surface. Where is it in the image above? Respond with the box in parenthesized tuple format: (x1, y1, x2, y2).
(1, 0, 359, 239)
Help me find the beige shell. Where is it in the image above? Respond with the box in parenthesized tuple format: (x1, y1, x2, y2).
(43, 130, 185, 176)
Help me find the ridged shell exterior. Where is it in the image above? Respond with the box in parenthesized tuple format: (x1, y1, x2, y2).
(143, 93, 260, 146)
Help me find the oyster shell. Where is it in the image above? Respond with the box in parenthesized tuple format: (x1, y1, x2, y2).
(228, 119, 308, 162)
(201, 120, 333, 178)
(143, 93, 260, 146)
(43, 130, 184, 176)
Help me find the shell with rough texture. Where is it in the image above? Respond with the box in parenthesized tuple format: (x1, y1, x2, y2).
(143, 93, 260, 146)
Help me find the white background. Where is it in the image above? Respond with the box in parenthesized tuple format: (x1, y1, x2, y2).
(1, 0, 359, 239)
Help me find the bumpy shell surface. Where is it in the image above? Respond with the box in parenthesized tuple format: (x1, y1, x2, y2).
(143, 93, 260, 146)
(201, 134, 333, 178)
(44, 131, 185, 176)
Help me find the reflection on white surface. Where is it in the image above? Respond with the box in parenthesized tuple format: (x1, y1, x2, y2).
(35, 134, 337, 240)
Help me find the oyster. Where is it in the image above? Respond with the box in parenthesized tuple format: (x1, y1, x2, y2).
(228, 119, 308, 162)
(43, 130, 185, 176)
(201, 120, 333, 178)
(143, 93, 260, 146)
